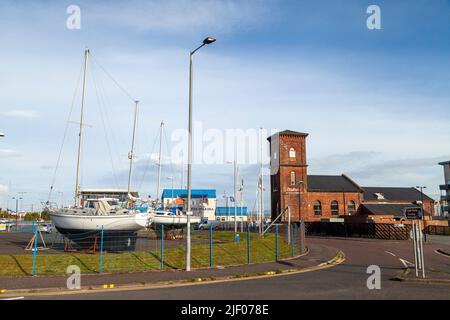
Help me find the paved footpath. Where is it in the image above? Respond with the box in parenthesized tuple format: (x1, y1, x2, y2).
(0, 243, 338, 292)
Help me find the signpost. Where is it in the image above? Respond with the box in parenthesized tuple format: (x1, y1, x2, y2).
(404, 207, 425, 278)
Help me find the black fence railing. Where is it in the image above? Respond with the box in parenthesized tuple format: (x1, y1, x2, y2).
(424, 225, 450, 236)
(305, 222, 412, 240)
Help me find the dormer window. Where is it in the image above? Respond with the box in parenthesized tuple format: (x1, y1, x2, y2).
(289, 148, 296, 158)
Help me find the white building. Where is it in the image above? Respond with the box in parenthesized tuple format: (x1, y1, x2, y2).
(161, 189, 217, 220)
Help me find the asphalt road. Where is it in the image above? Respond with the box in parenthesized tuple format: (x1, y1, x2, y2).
(24, 237, 450, 300)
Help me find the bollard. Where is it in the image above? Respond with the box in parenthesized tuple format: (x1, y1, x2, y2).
(32, 227, 38, 276)
(275, 224, 278, 261)
(161, 224, 164, 271)
(99, 225, 104, 273)
(247, 224, 250, 264)
(209, 223, 213, 268)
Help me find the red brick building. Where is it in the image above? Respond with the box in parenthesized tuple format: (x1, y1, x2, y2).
(268, 130, 439, 224)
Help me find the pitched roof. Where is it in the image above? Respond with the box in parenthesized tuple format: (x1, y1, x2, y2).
(267, 130, 309, 141)
(359, 203, 420, 217)
(362, 187, 434, 202)
(161, 189, 216, 199)
(307, 175, 363, 192)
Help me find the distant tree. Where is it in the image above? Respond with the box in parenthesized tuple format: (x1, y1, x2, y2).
(40, 211, 50, 221)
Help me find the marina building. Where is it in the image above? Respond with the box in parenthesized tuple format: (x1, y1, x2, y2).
(268, 130, 445, 226)
(215, 206, 249, 222)
(80, 189, 139, 203)
(161, 189, 217, 220)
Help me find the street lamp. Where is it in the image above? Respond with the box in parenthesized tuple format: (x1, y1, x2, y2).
(297, 181, 305, 221)
(12, 196, 22, 229)
(0, 132, 5, 137)
(186, 36, 216, 272)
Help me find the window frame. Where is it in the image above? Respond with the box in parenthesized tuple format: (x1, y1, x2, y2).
(331, 200, 339, 216)
(289, 147, 296, 158)
(313, 201, 322, 216)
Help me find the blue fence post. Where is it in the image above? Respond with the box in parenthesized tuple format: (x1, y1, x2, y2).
(247, 224, 250, 264)
(161, 224, 164, 271)
(32, 227, 38, 276)
(275, 224, 279, 261)
(31, 220, 35, 233)
(290, 224, 294, 257)
(99, 225, 104, 273)
(209, 223, 213, 268)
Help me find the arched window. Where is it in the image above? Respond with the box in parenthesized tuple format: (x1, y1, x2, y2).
(348, 201, 356, 215)
(313, 201, 322, 216)
(290, 171, 296, 186)
(289, 147, 296, 158)
(331, 200, 339, 216)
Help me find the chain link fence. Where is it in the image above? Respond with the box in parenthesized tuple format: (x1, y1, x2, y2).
(0, 220, 306, 276)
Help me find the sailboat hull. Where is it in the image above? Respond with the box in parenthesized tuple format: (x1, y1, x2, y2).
(48, 211, 150, 251)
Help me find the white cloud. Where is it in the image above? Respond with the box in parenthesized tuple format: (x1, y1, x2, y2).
(2, 110, 37, 118)
(0, 149, 20, 158)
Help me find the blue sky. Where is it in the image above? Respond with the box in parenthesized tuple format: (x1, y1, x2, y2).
(1, 0, 450, 211)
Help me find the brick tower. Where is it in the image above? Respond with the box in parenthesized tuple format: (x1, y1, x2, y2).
(267, 130, 308, 222)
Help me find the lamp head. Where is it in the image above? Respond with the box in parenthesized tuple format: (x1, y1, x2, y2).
(203, 37, 216, 45)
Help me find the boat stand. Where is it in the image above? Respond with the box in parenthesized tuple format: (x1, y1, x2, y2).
(64, 236, 99, 254)
(25, 229, 49, 251)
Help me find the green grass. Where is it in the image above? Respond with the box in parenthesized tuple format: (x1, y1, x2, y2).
(0, 232, 300, 276)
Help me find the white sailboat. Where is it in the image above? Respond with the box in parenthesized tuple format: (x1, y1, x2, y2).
(45, 48, 152, 238)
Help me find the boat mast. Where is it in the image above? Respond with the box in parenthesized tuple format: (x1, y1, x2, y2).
(127, 100, 139, 196)
(74, 48, 89, 207)
(156, 121, 164, 207)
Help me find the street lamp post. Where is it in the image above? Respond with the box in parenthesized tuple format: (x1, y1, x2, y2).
(186, 36, 216, 272)
(12, 196, 22, 229)
(297, 181, 305, 221)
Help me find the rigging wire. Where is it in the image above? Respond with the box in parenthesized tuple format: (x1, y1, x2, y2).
(136, 125, 160, 192)
(89, 53, 136, 103)
(47, 61, 84, 203)
(90, 62, 120, 189)
(163, 125, 178, 189)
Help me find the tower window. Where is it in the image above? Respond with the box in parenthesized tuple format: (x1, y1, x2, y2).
(290, 171, 296, 186)
(289, 148, 296, 158)
(331, 200, 339, 216)
(313, 201, 322, 216)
